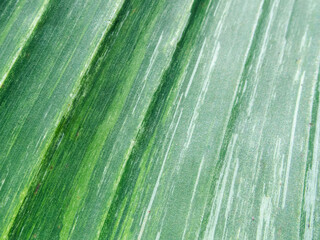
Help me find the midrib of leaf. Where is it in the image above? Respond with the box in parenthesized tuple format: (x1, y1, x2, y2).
(0, 0, 125, 238)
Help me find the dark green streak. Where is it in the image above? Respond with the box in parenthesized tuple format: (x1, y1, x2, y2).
(0, 0, 124, 238)
(98, 0, 212, 238)
(8, 0, 190, 239)
(299, 64, 320, 239)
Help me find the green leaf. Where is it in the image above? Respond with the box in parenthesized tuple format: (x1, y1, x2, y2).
(0, 0, 124, 238)
(1, 0, 320, 239)
(0, 0, 49, 86)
